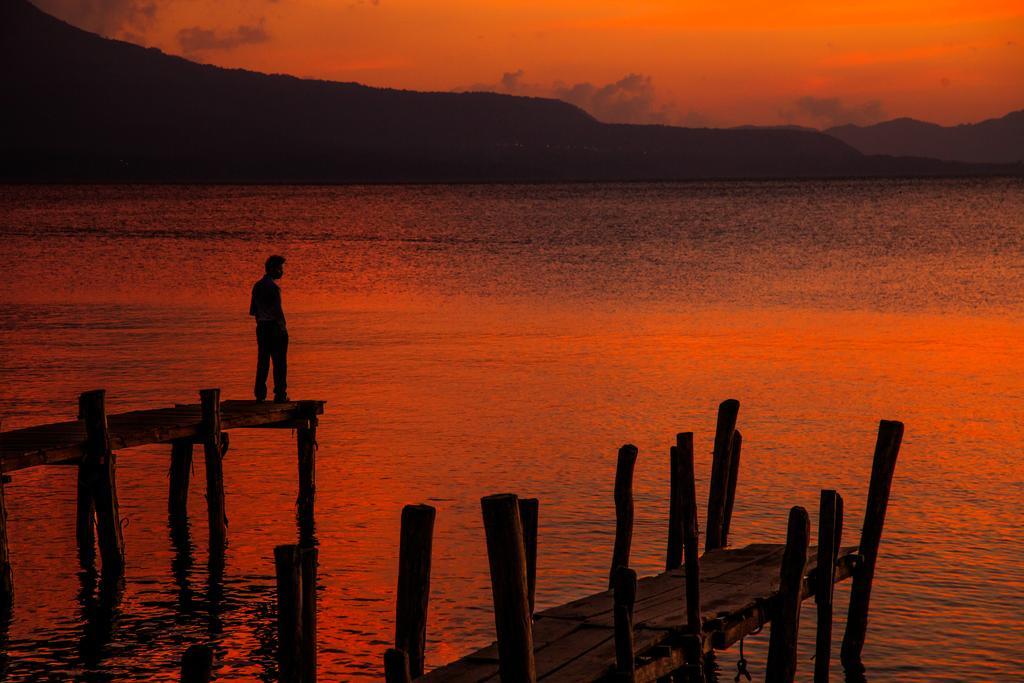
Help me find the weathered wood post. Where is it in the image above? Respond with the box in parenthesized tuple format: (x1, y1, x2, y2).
(384, 647, 413, 683)
(395, 504, 435, 679)
(610, 445, 638, 588)
(612, 565, 637, 681)
(79, 390, 125, 577)
(180, 644, 214, 683)
(76, 447, 96, 568)
(666, 440, 685, 571)
(720, 429, 742, 546)
(200, 389, 227, 554)
(765, 506, 809, 683)
(676, 434, 701, 636)
(814, 490, 843, 683)
(518, 498, 539, 616)
(168, 439, 193, 525)
(296, 414, 317, 522)
(481, 493, 536, 683)
(705, 399, 739, 552)
(0, 475, 12, 612)
(275, 544, 303, 683)
(841, 420, 904, 674)
(300, 546, 317, 683)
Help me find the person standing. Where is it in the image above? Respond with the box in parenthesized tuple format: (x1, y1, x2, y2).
(250, 255, 289, 402)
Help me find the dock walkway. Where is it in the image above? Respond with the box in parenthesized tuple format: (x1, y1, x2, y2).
(381, 403, 904, 683)
(0, 398, 325, 472)
(422, 543, 856, 682)
(0, 390, 326, 618)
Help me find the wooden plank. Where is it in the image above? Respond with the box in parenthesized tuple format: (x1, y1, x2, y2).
(0, 400, 325, 472)
(538, 545, 779, 623)
(419, 614, 588, 682)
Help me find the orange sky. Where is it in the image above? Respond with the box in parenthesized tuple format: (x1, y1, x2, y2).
(35, 0, 1024, 127)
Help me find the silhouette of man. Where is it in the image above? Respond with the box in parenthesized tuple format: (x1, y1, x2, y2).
(250, 255, 289, 402)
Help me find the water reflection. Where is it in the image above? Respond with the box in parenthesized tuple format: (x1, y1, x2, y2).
(0, 181, 1021, 680)
(77, 568, 123, 673)
(169, 518, 196, 616)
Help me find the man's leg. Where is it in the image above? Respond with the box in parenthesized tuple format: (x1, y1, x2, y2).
(254, 325, 271, 401)
(271, 329, 288, 401)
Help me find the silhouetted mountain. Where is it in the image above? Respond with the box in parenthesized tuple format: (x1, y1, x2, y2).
(1, 0, 1018, 181)
(827, 112, 1024, 163)
(732, 125, 819, 133)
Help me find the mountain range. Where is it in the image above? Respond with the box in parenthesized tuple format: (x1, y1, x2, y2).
(1, 0, 1019, 182)
(826, 113, 1023, 164)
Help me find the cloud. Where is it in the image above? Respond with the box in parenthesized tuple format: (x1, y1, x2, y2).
(785, 96, 886, 127)
(33, 0, 159, 37)
(457, 70, 708, 126)
(177, 19, 270, 54)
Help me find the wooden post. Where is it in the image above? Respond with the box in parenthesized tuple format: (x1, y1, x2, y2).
(168, 439, 193, 524)
(0, 476, 12, 612)
(677, 433, 701, 635)
(79, 390, 125, 577)
(395, 504, 435, 679)
(480, 493, 536, 683)
(705, 399, 739, 552)
(275, 544, 302, 683)
(666, 441, 685, 571)
(296, 417, 317, 519)
(384, 647, 413, 683)
(76, 455, 96, 568)
(180, 644, 214, 683)
(300, 546, 318, 683)
(766, 506, 810, 683)
(720, 429, 742, 546)
(609, 445, 638, 589)
(814, 490, 842, 683)
(834, 494, 845, 556)
(518, 498, 539, 616)
(200, 389, 226, 554)
(612, 566, 637, 681)
(841, 420, 904, 673)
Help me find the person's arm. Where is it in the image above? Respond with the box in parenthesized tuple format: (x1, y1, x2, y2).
(249, 284, 258, 317)
(272, 285, 286, 328)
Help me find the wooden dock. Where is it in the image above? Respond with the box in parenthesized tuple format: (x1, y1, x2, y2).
(420, 543, 858, 682)
(1, 393, 902, 683)
(0, 390, 325, 619)
(0, 398, 324, 473)
(382, 401, 904, 683)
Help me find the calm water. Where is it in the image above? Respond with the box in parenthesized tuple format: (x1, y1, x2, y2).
(0, 180, 1022, 681)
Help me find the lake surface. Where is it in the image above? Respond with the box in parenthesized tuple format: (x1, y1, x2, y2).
(0, 180, 1022, 681)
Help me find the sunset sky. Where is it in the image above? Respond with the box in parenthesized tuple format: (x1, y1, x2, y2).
(33, 0, 1024, 128)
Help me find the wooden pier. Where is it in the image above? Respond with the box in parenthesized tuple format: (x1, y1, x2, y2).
(0, 390, 325, 602)
(384, 401, 903, 683)
(1, 393, 901, 683)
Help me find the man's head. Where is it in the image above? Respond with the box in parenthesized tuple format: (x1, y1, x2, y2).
(265, 255, 285, 280)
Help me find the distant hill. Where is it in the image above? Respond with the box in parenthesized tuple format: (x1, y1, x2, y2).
(827, 112, 1024, 163)
(0, 0, 1017, 181)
